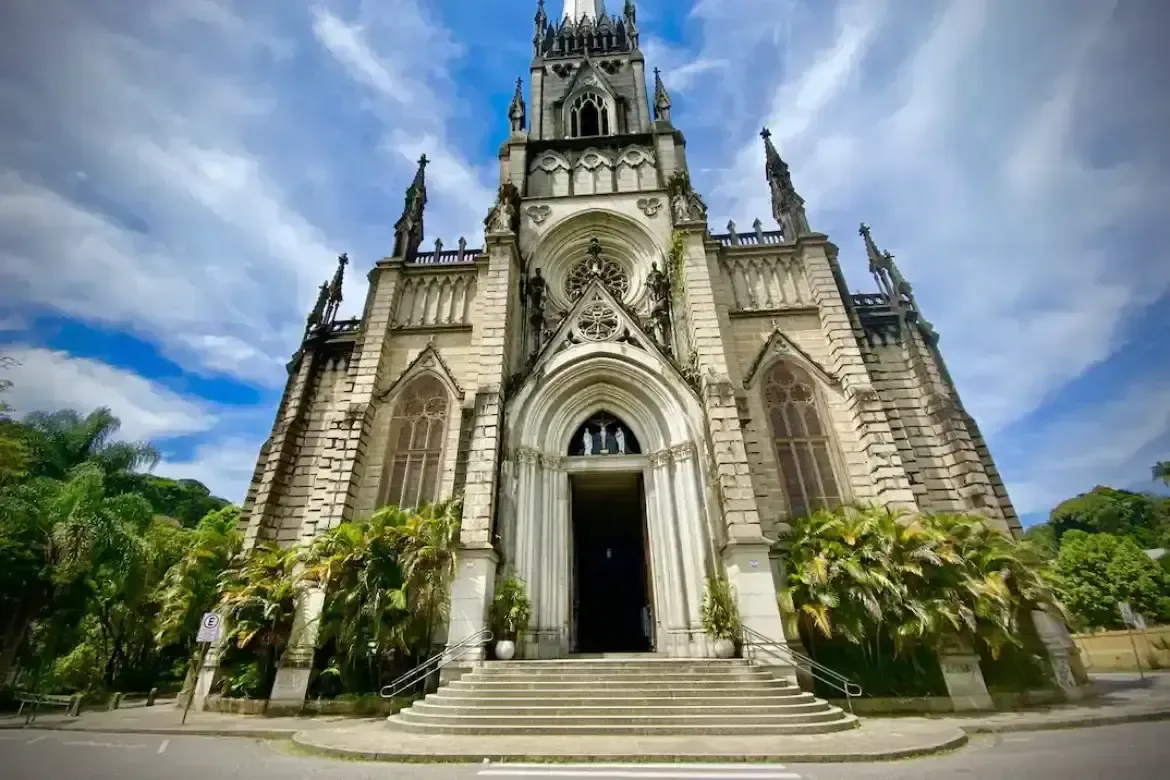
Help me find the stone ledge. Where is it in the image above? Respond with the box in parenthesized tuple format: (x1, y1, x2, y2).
(287, 721, 969, 764)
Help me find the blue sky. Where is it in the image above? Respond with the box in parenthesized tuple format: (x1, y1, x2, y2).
(1, 0, 1167, 527)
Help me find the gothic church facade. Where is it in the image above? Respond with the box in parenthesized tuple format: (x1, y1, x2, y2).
(230, 1, 1024, 706)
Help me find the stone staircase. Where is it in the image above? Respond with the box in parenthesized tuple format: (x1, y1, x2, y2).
(387, 657, 858, 735)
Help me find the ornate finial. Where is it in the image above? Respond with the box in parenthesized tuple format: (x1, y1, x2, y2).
(394, 156, 429, 260)
(760, 127, 772, 141)
(753, 218, 765, 242)
(653, 67, 672, 122)
(509, 77, 527, 133)
(434, 238, 443, 256)
(306, 281, 329, 335)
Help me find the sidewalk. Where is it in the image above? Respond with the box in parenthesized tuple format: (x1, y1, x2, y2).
(3, 673, 1168, 763)
(0, 700, 358, 739)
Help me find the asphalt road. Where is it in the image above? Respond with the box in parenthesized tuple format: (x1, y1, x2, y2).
(0, 721, 1168, 780)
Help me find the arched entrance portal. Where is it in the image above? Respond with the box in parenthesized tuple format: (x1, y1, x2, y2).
(502, 344, 719, 659)
(567, 414, 652, 653)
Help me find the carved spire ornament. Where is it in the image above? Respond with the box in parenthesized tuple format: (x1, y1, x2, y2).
(760, 127, 810, 240)
(652, 68, 672, 123)
(509, 78, 527, 132)
(393, 155, 428, 261)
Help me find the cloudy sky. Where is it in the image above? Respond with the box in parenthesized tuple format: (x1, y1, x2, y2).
(1, 0, 1167, 526)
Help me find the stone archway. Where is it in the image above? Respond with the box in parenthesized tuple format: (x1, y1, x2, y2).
(502, 343, 718, 659)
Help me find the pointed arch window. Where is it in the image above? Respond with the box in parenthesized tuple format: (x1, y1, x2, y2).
(569, 91, 610, 137)
(763, 361, 843, 518)
(382, 375, 449, 509)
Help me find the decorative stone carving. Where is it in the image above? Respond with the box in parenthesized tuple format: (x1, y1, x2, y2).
(576, 300, 620, 342)
(526, 204, 552, 225)
(649, 449, 672, 468)
(636, 197, 662, 218)
(670, 442, 695, 462)
(565, 251, 629, 301)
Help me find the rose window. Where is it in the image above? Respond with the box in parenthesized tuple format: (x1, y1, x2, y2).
(565, 257, 629, 301)
(576, 301, 620, 342)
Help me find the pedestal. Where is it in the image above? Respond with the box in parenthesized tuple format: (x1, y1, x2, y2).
(939, 642, 994, 711)
(723, 539, 796, 684)
(440, 545, 499, 684)
(267, 586, 325, 715)
(1032, 608, 1090, 699)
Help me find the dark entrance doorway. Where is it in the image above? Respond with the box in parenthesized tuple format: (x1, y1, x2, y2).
(571, 471, 654, 653)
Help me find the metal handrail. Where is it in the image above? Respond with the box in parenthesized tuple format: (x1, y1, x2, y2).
(739, 625, 863, 713)
(379, 628, 494, 700)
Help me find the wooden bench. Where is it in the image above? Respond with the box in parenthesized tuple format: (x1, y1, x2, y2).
(16, 692, 81, 722)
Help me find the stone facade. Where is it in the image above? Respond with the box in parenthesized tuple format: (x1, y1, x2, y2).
(228, 2, 1025, 707)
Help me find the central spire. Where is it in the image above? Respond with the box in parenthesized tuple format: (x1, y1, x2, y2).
(563, 0, 604, 21)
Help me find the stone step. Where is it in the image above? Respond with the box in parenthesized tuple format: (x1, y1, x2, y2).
(440, 684, 805, 699)
(486, 659, 751, 671)
(425, 692, 820, 708)
(470, 669, 778, 683)
(397, 708, 845, 727)
(387, 713, 859, 737)
(447, 678, 795, 692)
(409, 700, 833, 717)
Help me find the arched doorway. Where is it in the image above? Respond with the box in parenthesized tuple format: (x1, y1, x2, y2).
(503, 344, 718, 659)
(566, 413, 651, 653)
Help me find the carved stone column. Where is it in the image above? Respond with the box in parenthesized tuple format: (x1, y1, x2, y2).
(267, 586, 326, 714)
(648, 449, 689, 656)
(939, 638, 994, 711)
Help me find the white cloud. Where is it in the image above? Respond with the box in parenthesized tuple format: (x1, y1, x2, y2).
(2, 346, 216, 443)
(155, 436, 264, 504)
(0, 0, 347, 386)
(999, 370, 1170, 516)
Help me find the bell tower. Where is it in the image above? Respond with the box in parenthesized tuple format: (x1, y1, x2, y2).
(528, 0, 649, 142)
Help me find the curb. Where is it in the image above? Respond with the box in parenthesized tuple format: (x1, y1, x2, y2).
(959, 708, 1170, 734)
(0, 722, 298, 739)
(287, 729, 969, 764)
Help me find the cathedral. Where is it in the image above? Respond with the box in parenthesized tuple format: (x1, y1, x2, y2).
(226, 0, 1036, 710)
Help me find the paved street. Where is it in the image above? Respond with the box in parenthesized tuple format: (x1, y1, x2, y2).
(1, 721, 1169, 780)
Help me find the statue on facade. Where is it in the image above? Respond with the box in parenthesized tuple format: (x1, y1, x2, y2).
(526, 268, 546, 312)
(666, 171, 708, 224)
(647, 262, 669, 309)
(615, 426, 626, 455)
(488, 198, 515, 234)
(599, 424, 608, 453)
(582, 428, 593, 456)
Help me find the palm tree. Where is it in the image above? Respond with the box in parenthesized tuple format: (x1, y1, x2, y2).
(216, 543, 298, 697)
(156, 507, 243, 653)
(385, 498, 463, 663)
(299, 510, 411, 692)
(19, 407, 160, 481)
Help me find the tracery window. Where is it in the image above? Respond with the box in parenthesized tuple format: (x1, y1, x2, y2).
(569, 91, 611, 137)
(763, 362, 842, 518)
(565, 257, 629, 301)
(383, 375, 449, 509)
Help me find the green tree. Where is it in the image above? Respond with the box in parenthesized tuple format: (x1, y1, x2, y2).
(1052, 530, 1170, 630)
(19, 407, 160, 482)
(0, 376, 29, 483)
(1049, 487, 1169, 550)
(114, 474, 231, 528)
(1154, 461, 1170, 488)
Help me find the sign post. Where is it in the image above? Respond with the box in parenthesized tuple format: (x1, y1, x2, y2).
(1118, 601, 1145, 680)
(182, 613, 223, 726)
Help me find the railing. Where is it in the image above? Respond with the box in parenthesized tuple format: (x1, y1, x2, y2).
(379, 628, 494, 700)
(739, 625, 863, 714)
(410, 248, 483, 265)
(712, 230, 787, 248)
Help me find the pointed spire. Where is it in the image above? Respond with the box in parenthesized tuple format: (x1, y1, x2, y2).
(324, 253, 348, 323)
(858, 223, 919, 321)
(760, 127, 810, 240)
(534, 1, 548, 56)
(393, 155, 429, 261)
(652, 68, 672, 123)
(305, 281, 329, 338)
(509, 77, 527, 133)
